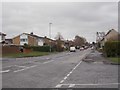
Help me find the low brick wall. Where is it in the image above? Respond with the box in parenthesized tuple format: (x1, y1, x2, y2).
(2, 45, 20, 55)
(23, 48, 32, 54)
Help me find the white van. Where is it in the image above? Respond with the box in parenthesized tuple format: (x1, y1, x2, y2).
(70, 47, 76, 52)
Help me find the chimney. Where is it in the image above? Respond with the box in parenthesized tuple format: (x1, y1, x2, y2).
(30, 32, 33, 35)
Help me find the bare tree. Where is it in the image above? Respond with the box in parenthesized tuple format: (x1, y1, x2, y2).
(74, 35, 86, 47)
(54, 32, 64, 52)
(54, 32, 64, 40)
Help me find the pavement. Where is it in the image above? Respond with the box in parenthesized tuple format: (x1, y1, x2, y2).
(1, 48, 119, 88)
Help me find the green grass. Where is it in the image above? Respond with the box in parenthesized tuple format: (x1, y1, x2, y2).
(108, 57, 120, 64)
(2, 51, 52, 58)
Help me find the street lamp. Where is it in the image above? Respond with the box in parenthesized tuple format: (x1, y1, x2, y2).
(49, 23, 52, 52)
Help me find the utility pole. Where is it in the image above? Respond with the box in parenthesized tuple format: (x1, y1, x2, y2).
(49, 23, 52, 52)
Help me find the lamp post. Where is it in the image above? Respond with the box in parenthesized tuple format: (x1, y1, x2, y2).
(49, 23, 52, 52)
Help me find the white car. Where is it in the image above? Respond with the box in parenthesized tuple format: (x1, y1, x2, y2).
(80, 47, 84, 51)
(70, 47, 76, 52)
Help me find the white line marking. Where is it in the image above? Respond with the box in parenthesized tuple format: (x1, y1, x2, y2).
(14, 68, 25, 72)
(69, 61, 82, 75)
(55, 84, 62, 88)
(75, 83, 120, 86)
(43, 60, 54, 64)
(60, 80, 64, 83)
(25, 65, 37, 69)
(60, 83, 120, 86)
(0, 70, 10, 73)
(73, 67, 76, 70)
(55, 51, 91, 88)
(64, 76, 67, 80)
(14, 65, 37, 73)
(56, 60, 82, 87)
(67, 74, 70, 77)
(69, 84, 75, 88)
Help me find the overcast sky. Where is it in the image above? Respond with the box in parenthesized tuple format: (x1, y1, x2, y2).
(2, 2, 118, 42)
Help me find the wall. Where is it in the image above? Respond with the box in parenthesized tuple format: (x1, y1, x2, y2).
(105, 30, 119, 41)
(28, 35, 37, 46)
(13, 36, 20, 45)
(2, 45, 20, 55)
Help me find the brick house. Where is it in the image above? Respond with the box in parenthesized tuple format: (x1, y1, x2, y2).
(13, 33, 45, 46)
(42, 37, 56, 47)
(13, 33, 55, 46)
(100, 29, 120, 48)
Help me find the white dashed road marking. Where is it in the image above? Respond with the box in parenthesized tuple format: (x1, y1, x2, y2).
(69, 84, 75, 88)
(14, 65, 37, 73)
(0, 70, 10, 73)
(43, 60, 54, 64)
(60, 80, 64, 83)
(64, 76, 67, 80)
(55, 84, 62, 88)
(55, 60, 82, 88)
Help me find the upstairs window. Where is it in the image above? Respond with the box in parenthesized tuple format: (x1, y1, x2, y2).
(20, 39, 27, 42)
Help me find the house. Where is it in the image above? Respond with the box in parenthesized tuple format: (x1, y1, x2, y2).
(5, 39, 13, 44)
(13, 32, 45, 46)
(103, 29, 119, 42)
(12, 32, 55, 46)
(43, 36, 56, 46)
(100, 29, 120, 48)
(0, 32, 6, 43)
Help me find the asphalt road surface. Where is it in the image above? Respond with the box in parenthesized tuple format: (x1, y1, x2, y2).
(1, 48, 119, 88)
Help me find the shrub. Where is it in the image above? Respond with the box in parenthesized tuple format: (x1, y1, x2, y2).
(23, 44, 31, 49)
(104, 41, 120, 57)
(24, 45, 61, 52)
(31, 46, 50, 52)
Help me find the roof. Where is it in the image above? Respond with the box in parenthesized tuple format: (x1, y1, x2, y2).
(5, 39, 13, 43)
(105, 29, 119, 37)
(13, 33, 55, 41)
(101, 29, 119, 41)
(26, 33, 44, 39)
(0, 32, 6, 36)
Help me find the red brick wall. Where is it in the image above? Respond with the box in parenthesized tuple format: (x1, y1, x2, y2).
(2, 45, 20, 55)
(13, 36, 20, 45)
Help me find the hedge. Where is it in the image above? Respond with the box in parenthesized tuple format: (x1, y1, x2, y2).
(31, 46, 50, 52)
(24, 45, 53, 52)
(104, 41, 120, 57)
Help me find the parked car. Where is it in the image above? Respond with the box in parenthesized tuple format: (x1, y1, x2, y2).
(80, 47, 84, 51)
(70, 47, 76, 52)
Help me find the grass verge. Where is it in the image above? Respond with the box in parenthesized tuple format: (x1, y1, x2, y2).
(108, 57, 120, 64)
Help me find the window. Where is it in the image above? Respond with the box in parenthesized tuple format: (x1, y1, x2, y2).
(20, 39, 27, 42)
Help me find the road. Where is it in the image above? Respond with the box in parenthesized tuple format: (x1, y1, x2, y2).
(1, 48, 119, 88)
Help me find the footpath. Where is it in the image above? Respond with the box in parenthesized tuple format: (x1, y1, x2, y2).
(83, 50, 119, 65)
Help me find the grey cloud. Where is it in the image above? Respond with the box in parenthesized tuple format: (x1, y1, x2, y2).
(2, 2, 118, 42)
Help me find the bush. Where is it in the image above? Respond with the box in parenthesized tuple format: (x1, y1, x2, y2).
(23, 44, 31, 49)
(31, 46, 50, 52)
(24, 45, 53, 52)
(104, 41, 120, 57)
